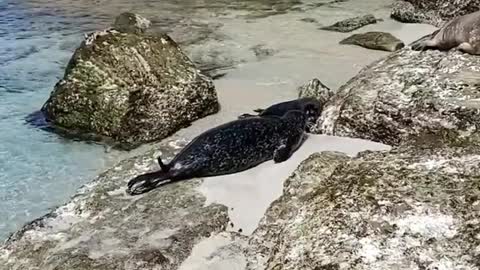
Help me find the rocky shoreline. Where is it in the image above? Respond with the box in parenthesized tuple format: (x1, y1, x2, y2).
(2, 1, 480, 269)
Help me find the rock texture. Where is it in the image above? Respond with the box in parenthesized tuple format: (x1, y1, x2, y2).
(246, 147, 480, 269)
(0, 140, 230, 270)
(391, 0, 480, 27)
(340, 31, 405, 52)
(41, 13, 219, 149)
(296, 78, 334, 115)
(304, 47, 480, 147)
(320, 15, 377, 33)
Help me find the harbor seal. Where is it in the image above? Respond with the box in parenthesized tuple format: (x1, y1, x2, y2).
(410, 10, 480, 55)
(126, 110, 307, 195)
(238, 97, 321, 132)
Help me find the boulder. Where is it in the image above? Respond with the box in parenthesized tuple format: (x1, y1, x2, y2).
(319, 14, 377, 33)
(246, 146, 480, 269)
(41, 13, 219, 149)
(0, 140, 230, 269)
(391, 0, 480, 27)
(304, 47, 480, 147)
(339, 31, 405, 52)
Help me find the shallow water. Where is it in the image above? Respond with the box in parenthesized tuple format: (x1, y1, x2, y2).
(0, 0, 436, 240)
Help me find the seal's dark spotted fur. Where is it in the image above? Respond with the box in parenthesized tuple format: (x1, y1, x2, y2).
(127, 110, 307, 195)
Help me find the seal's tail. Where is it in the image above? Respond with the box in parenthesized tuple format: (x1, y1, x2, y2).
(126, 170, 171, 196)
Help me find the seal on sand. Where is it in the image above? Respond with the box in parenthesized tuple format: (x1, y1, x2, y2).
(410, 10, 480, 55)
(238, 97, 321, 132)
(126, 110, 307, 195)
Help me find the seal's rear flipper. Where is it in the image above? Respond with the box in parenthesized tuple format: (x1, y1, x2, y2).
(126, 170, 171, 195)
(409, 30, 439, 51)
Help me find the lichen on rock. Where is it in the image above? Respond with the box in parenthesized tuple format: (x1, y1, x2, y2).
(41, 13, 219, 149)
(246, 147, 480, 269)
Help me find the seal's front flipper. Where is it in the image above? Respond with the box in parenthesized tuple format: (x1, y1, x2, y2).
(238, 113, 256, 119)
(126, 170, 170, 196)
(273, 131, 306, 163)
(273, 144, 291, 163)
(253, 108, 265, 113)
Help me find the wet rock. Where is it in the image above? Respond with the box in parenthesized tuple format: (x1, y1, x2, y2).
(0, 140, 230, 270)
(297, 78, 334, 110)
(320, 14, 377, 33)
(310, 46, 480, 147)
(113, 12, 151, 34)
(41, 13, 219, 149)
(250, 44, 277, 61)
(246, 147, 480, 269)
(391, 0, 480, 27)
(339, 31, 405, 52)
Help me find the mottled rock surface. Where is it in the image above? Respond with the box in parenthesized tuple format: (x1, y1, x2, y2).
(246, 147, 480, 269)
(0, 140, 229, 270)
(320, 14, 377, 33)
(391, 0, 480, 27)
(306, 47, 480, 147)
(297, 78, 334, 108)
(41, 14, 219, 149)
(340, 31, 405, 52)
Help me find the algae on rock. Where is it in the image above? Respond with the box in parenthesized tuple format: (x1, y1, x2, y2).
(41, 13, 219, 149)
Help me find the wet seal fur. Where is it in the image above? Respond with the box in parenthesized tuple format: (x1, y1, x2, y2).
(410, 10, 480, 55)
(238, 97, 321, 132)
(127, 110, 307, 195)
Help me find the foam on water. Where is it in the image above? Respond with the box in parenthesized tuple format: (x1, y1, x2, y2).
(0, 0, 437, 241)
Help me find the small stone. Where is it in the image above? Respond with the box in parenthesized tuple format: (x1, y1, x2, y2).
(320, 14, 377, 32)
(300, 17, 318, 23)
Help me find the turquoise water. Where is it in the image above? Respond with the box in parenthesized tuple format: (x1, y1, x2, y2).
(0, 0, 130, 240)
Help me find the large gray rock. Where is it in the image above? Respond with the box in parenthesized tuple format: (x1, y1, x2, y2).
(41, 13, 219, 149)
(246, 147, 480, 269)
(0, 141, 229, 270)
(305, 47, 480, 147)
(391, 0, 480, 27)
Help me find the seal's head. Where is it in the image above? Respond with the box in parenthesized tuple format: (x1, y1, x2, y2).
(299, 98, 322, 132)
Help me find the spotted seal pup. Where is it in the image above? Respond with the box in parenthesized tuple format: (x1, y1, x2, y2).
(238, 97, 322, 132)
(127, 110, 307, 195)
(411, 10, 480, 55)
